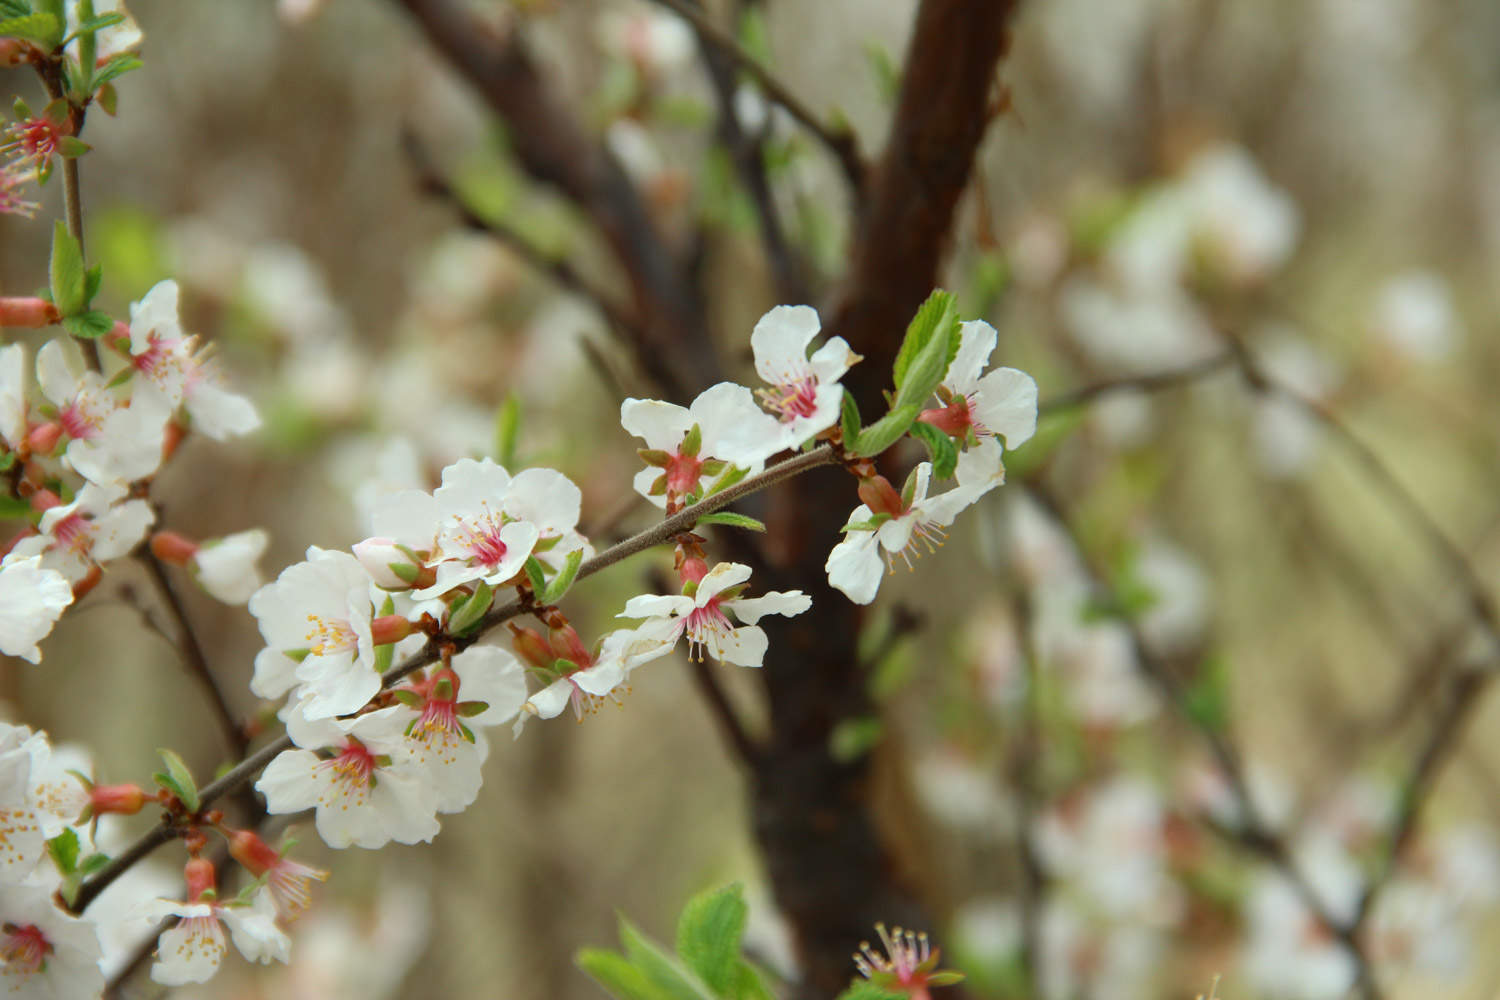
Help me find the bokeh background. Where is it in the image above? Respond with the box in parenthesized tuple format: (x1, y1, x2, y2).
(4, 0, 1500, 997)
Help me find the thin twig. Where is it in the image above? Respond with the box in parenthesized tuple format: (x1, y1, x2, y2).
(401, 129, 648, 347)
(1025, 481, 1384, 1000)
(648, 0, 865, 193)
(69, 444, 841, 914)
(136, 550, 248, 761)
(1036, 352, 1235, 417)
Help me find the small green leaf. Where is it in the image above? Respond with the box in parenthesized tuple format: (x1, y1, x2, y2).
(676, 883, 748, 995)
(907, 421, 958, 480)
(0, 2, 33, 20)
(706, 463, 749, 496)
(154, 748, 200, 813)
(83, 263, 102, 304)
(0, 11, 59, 45)
(835, 981, 908, 1000)
(892, 291, 961, 413)
(46, 828, 80, 875)
(829, 715, 883, 762)
(731, 962, 776, 1000)
(60, 9, 121, 44)
(850, 404, 920, 458)
(695, 511, 766, 533)
(88, 51, 141, 89)
(577, 949, 668, 1000)
(447, 580, 493, 637)
(76, 852, 110, 877)
(60, 310, 112, 339)
(523, 556, 547, 595)
(620, 918, 718, 1000)
(540, 548, 584, 604)
(56, 135, 89, 158)
(840, 389, 861, 445)
(494, 395, 520, 468)
(891, 289, 957, 391)
(49, 221, 85, 317)
(95, 80, 117, 115)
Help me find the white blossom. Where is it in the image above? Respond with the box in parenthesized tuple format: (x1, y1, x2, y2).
(192, 528, 269, 605)
(36, 338, 170, 486)
(8, 481, 154, 583)
(0, 884, 105, 997)
(617, 562, 811, 667)
(140, 889, 289, 986)
(0, 556, 74, 665)
(748, 305, 860, 450)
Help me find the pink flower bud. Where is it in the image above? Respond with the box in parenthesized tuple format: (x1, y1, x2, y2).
(150, 530, 200, 566)
(509, 623, 553, 670)
(0, 296, 59, 328)
(917, 400, 971, 438)
(369, 614, 414, 646)
(227, 829, 279, 877)
(28, 488, 61, 513)
(549, 624, 592, 667)
(24, 421, 61, 455)
(89, 783, 146, 816)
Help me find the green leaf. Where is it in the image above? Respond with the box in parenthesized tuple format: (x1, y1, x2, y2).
(494, 395, 520, 468)
(891, 290, 960, 412)
(676, 884, 748, 995)
(76, 852, 110, 876)
(61, 310, 112, 339)
(154, 748, 200, 813)
(829, 715, 883, 762)
(523, 556, 547, 595)
(620, 919, 718, 1000)
(61, 9, 122, 44)
(850, 404, 920, 458)
(0, 11, 59, 45)
(730, 962, 776, 1000)
(577, 949, 669, 1000)
(907, 420, 958, 480)
(83, 263, 102, 304)
(1183, 654, 1230, 734)
(46, 828, 80, 875)
(0, 1, 33, 20)
(839, 389, 861, 445)
(695, 511, 766, 533)
(88, 51, 141, 89)
(447, 580, 493, 637)
(706, 463, 749, 496)
(836, 981, 908, 1000)
(95, 80, 116, 115)
(49, 221, 85, 318)
(540, 548, 584, 604)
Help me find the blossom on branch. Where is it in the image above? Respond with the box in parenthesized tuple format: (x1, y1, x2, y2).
(617, 561, 811, 667)
(748, 305, 860, 450)
(139, 858, 289, 986)
(0, 885, 105, 997)
(917, 320, 1037, 451)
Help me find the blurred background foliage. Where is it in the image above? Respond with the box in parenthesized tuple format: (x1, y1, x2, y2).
(4, 0, 1500, 997)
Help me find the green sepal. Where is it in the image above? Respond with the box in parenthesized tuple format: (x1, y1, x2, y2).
(282, 647, 312, 663)
(675, 883, 748, 995)
(457, 721, 476, 743)
(105, 367, 132, 389)
(391, 689, 422, 708)
(46, 827, 80, 875)
(899, 465, 921, 509)
(83, 263, 102, 304)
(638, 448, 672, 467)
(49, 220, 86, 318)
(0, 11, 60, 46)
(835, 982, 908, 1000)
(523, 556, 547, 595)
(447, 580, 493, 636)
(372, 595, 396, 673)
(649, 473, 668, 496)
(152, 748, 200, 813)
(841, 514, 890, 533)
(540, 548, 584, 604)
(839, 389, 861, 444)
(891, 289, 961, 412)
(695, 511, 766, 533)
(850, 404, 920, 458)
(928, 971, 966, 986)
(40, 97, 67, 125)
(75, 851, 110, 877)
(494, 394, 520, 468)
(56, 135, 89, 158)
(433, 675, 454, 701)
(681, 422, 703, 458)
(389, 561, 420, 584)
(61, 310, 112, 339)
(11, 95, 31, 119)
(456, 700, 489, 718)
(95, 81, 116, 115)
(699, 458, 727, 477)
(907, 420, 958, 480)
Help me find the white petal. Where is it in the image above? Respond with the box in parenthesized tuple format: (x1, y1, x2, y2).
(450, 644, 529, 726)
(725, 590, 812, 625)
(620, 593, 693, 619)
(129, 280, 182, 356)
(715, 625, 768, 666)
(751, 304, 821, 384)
(696, 561, 754, 602)
(973, 366, 1038, 449)
(221, 895, 290, 965)
(525, 679, 574, 720)
(825, 532, 883, 605)
(186, 379, 261, 440)
(0, 342, 25, 448)
(504, 467, 583, 536)
(620, 397, 692, 450)
(149, 915, 226, 986)
(944, 320, 998, 394)
(631, 464, 669, 509)
(192, 529, 270, 605)
(255, 749, 325, 813)
(0, 556, 73, 662)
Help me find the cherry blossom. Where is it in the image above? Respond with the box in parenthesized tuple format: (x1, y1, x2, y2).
(500, 467, 592, 574)
(393, 644, 528, 813)
(617, 561, 811, 667)
(8, 481, 154, 583)
(35, 338, 170, 486)
(190, 528, 270, 604)
(0, 556, 74, 665)
(747, 305, 860, 450)
(917, 320, 1037, 451)
(515, 622, 672, 732)
(621, 382, 785, 509)
(248, 547, 379, 719)
(825, 437, 1006, 605)
(257, 705, 440, 849)
(139, 859, 289, 986)
(0, 724, 52, 886)
(227, 830, 328, 923)
(0, 342, 25, 449)
(0, 885, 105, 997)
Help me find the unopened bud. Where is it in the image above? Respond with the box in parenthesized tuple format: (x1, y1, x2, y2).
(353, 537, 419, 590)
(89, 783, 146, 816)
(25, 421, 62, 455)
(29, 488, 61, 513)
(549, 624, 591, 667)
(0, 296, 60, 328)
(150, 530, 199, 565)
(678, 557, 709, 585)
(369, 614, 414, 646)
(509, 623, 553, 670)
(72, 564, 103, 600)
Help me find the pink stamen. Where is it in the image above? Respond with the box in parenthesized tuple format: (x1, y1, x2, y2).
(0, 922, 51, 974)
(680, 598, 734, 661)
(325, 741, 376, 789)
(758, 377, 820, 422)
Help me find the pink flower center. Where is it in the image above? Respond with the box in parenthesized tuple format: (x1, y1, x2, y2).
(0, 922, 52, 975)
(58, 398, 103, 441)
(417, 697, 459, 737)
(450, 508, 510, 569)
(664, 451, 704, 496)
(326, 741, 377, 790)
(50, 511, 92, 556)
(4, 118, 61, 168)
(916, 397, 975, 438)
(680, 597, 734, 661)
(855, 925, 933, 991)
(758, 377, 820, 422)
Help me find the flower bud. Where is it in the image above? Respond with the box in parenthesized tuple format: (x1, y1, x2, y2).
(184, 857, 217, 902)
(369, 614, 414, 646)
(25, 421, 62, 455)
(353, 537, 419, 589)
(549, 624, 591, 667)
(509, 623, 553, 670)
(0, 296, 59, 328)
(150, 529, 200, 566)
(89, 783, 146, 817)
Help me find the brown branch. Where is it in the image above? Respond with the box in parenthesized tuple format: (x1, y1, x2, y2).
(393, 0, 718, 401)
(68, 445, 840, 915)
(648, 0, 865, 194)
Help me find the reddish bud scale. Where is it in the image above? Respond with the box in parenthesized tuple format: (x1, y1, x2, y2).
(103, 321, 131, 352)
(857, 476, 905, 517)
(150, 530, 200, 565)
(0, 296, 59, 328)
(183, 857, 217, 902)
(161, 421, 186, 463)
(549, 624, 591, 666)
(678, 557, 708, 586)
(89, 783, 146, 816)
(24, 421, 62, 455)
(72, 564, 103, 600)
(917, 400, 971, 437)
